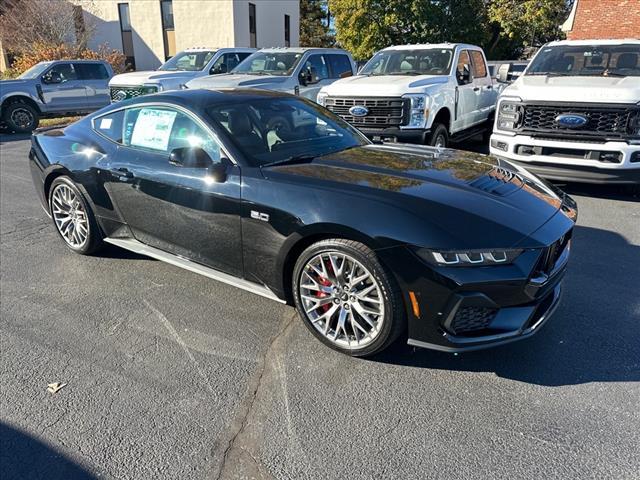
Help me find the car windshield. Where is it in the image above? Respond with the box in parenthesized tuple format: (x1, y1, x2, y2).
(526, 44, 640, 77)
(159, 50, 217, 71)
(206, 97, 368, 166)
(359, 49, 454, 76)
(231, 52, 303, 76)
(18, 62, 52, 79)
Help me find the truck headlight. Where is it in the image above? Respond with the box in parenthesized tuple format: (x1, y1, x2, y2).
(316, 91, 328, 106)
(497, 99, 522, 131)
(403, 94, 430, 128)
(142, 84, 161, 94)
(417, 248, 523, 266)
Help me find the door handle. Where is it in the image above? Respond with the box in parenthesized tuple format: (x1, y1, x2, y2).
(473, 87, 480, 92)
(110, 167, 133, 179)
(486, 85, 493, 90)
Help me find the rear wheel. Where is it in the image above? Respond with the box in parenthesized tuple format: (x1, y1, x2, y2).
(427, 123, 448, 148)
(292, 239, 405, 357)
(49, 177, 103, 255)
(3, 101, 39, 133)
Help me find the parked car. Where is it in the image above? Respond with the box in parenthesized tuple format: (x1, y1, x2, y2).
(29, 89, 577, 357)
(108, 47, 256, 102)
(186, 47, 357, 102)
(317, 43, 498, 147)
(490, 39, 640, 186)
(0, 60, 113, 133)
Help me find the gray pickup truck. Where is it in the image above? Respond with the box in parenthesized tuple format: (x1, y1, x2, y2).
(0, 60, 113, 133)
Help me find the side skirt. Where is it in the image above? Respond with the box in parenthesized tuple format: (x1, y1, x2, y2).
(104, 237, 286, 304)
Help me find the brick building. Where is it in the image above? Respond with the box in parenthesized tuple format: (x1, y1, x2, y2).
(562, 0, 640, 40)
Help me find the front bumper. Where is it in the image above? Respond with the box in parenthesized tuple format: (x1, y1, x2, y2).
(359, 127, 430, 144)
(490, 132, 640, 184)
(378, 221, 574, 353)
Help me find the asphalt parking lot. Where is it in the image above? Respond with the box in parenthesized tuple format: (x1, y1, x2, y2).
(1, 134, 639, 480)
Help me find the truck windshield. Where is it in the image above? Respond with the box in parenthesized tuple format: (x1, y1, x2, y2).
(359, 49, 454, 76)
(159, 51, 217, 71)
(526, 44, 640, 77)
(232, 52, 303, 76)
(18, 62, 52, 79)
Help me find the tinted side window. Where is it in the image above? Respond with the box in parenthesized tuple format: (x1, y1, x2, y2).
(470, 50, 487, 78)
(94, 110, 125, 143)
(327, 55, 352, 78)
(123, 107, 221, 161)
(75, 63, 110, 80)
(303, 54, 329, 81)
(48, 63, 77, 81)
(456, 50, 472, 84)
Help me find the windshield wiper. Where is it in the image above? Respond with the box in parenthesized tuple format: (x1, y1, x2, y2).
(388, 71, 424, 76)
(260, 154, 317, 168)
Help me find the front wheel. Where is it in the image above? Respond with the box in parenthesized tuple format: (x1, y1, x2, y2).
(427, 123, 448, 148)
(292, 239, 405, 357)
(3, 101, 39, 133)
(49, 177, 103, 255)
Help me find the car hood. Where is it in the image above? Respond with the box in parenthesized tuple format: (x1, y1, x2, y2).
(504, 75, 640, 103)
(186, 73, 289, 89)
(320, 74, 449, 96)
(109, 70, 198, 86)
(0, 79, 29, 88)
(264, 144, 575, 249)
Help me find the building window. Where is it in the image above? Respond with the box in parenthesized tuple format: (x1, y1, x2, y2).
(118, 3, 135, 70)
(249, 3, 257, 48)
(284, 14, 290, 47)
(161, 0, 176, 60)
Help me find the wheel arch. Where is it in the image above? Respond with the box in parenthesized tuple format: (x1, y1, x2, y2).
(432, 107, 451, 131)
(1, 95, 42, 116)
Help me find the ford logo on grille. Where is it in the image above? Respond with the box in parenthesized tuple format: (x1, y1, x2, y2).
(113, 90, 127, 102)
(349, 105, 369, 117)
(555, 113, 588, 128)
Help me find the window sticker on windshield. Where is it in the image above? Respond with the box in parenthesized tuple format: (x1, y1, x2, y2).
(99, 118, 112, 129)
(130, 108, 177, 151)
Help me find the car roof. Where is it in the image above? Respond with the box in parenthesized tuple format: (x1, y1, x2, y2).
(257, 47, 351, 55)
(546, 39, 640, 46)
(381, 43, 481, 51)
(48, 59, 108, 63)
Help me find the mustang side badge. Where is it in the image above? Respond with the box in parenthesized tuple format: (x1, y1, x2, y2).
(251, 210, 269, 222)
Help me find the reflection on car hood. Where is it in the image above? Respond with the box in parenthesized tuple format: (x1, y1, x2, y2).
(186, 73, 289, 89)
(265, 144, 573, 249)
(109, 70, 200, 86)
(320, 74, 449, 96)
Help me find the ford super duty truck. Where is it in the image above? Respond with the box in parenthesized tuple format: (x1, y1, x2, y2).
(490, 39, 640, 186)
(317, 43, 498, 147)
(109, 47, 255, 102)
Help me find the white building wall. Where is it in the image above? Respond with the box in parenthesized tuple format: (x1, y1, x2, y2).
(173, 0, 236, 51)
(233, 0, 300, 48)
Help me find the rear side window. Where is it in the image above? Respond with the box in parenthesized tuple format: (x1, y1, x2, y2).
(93, 110, 125, 143)
(470, 50, 487, 78)
(75, 63, 110, 80)
(327, 54, 353, 78)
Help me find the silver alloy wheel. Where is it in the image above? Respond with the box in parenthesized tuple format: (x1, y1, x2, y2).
(434, 134, 446, 148)
(51, 184, 89, 248)
(10, 107, 35, 130)
(299, 251, 385, 349)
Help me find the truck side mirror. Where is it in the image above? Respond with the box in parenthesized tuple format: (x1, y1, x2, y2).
(211, 63, 228, 74)
(497, 63, 511, 83)
(298, 69, 308, 86)
(42, 71, 63, 84)
(457, 64, 471, 84)
(306, 66, 320, 85)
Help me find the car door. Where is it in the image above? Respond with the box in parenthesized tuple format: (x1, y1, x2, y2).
(468, 50, 495, 124)
(40, 62, 88, 112)
(75, 62, 111, 110)
(99, 105, 243, 276)
(297, 54, 334, 101)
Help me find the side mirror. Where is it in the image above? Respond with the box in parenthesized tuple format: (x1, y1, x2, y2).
(169, 147, 228, 182)
(211, 63, 228, 74)
(42, 71, 63, 84)
(457, 64, 471, 84)
(306, 66, 319, 85)
(497, 63, 511, 83)
(298, 69, 308, 86)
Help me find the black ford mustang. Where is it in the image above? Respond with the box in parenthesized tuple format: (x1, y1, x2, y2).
(29, 89, 577, 357)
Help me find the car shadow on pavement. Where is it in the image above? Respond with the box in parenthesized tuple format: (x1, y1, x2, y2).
(559, 182, 640, 202)
(0, 133, 32, 144)
(0, 422, 96, 480)
(98, 243, 156, 261)
(373, 224, 640, 387)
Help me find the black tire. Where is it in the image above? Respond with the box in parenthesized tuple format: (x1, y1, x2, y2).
(292, 239, 405, 357)
(427, 123, 448, 148)
(3, 101, 39, 133)
(48, 176, 103, 255)
(482, 116, 494, 144)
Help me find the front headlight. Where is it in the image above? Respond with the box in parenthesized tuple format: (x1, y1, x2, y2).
(496, 98, 522, 131)
(142, 84, 161, 94)
(417, 248, 523, 266)
(403, 94, 430, 128)
(316, 91, 328, 106)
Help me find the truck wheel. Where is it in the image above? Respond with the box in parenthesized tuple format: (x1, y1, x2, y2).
(427, 123, 448, 148)
(3, 101, 39, 133)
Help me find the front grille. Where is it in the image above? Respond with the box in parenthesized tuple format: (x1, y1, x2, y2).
(450, 307, 497, 334)
(324, 97, 407, 129)
(517, 103, 640, 140)
(536, 230, 572, 275)
(110, 86, 156, 102)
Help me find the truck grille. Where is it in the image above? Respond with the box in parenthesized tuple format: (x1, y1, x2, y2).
(324, 97, 407, 129)
(110, 86, 157, 102)
(518, 103, 640, 140)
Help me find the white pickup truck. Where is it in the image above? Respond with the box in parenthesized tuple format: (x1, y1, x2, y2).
(317, 43, 498, 147)
(490, 39, 640, 185)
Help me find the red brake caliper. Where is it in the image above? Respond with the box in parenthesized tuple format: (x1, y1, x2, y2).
(315, 258, 334, 312)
